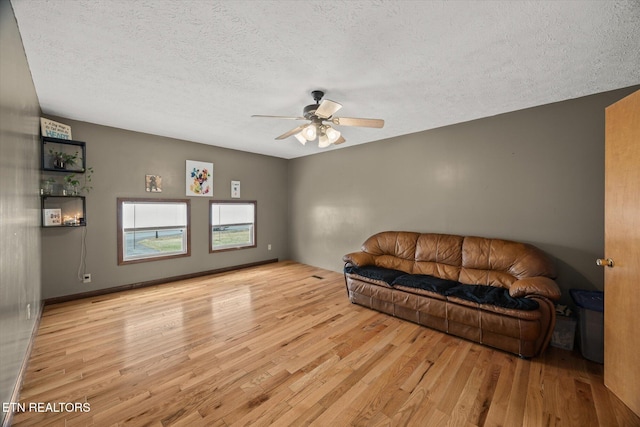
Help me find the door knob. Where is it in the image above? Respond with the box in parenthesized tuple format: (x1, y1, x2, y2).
(596, 258, 615, 268)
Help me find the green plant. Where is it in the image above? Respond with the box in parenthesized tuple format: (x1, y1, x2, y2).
(64, 166, 94, 193)
(82, 167, 94, 193)
(41, 178, 56, 195)
(49, 148, 78, 169)
(64, 174, 80, 187)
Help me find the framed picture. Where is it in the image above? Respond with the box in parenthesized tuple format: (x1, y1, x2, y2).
(186, 160, 213, 196)
(231, 180, 241, 198)
(43, 208, 62, 226)
(145, 175, 162, 192)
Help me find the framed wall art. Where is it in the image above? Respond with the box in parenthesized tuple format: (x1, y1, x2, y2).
(186, 160, 213, 196)
(231, 180, 241, 198)
(145, 175, 162, 192)
(43, 208, 62, 226)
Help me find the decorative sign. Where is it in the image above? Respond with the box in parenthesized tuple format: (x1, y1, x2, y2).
(40, 118, 72, 139)
(231, 180, 241, 198)
(145, 175, 162, 192)
(186, 160, 213, 196)
(43, 209, 62, 226)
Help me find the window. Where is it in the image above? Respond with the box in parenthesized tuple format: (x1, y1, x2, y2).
(210, 200, 256, 252)
(117, 198, 190, 265)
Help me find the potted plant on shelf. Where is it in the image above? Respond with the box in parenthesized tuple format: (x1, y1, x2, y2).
(40, 178, 56, 195)
(49, 148, 78, 170)
(63, 174, 80, 195)
(63, 167, 93, 195)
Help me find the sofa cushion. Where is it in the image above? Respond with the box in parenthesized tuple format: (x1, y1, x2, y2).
(361, 231, 420, 257)
(344, 265, 406, 285)
(415, 233, 464, 265)
(461, 237, 557, 282)
(444, 284, 539, 310)
(391, 274, 459, 294)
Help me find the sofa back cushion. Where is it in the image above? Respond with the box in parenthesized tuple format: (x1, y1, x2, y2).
(359, 231, 557, 288)
(362, 231, 419, 273)
(460, 237, 557, 287)
(413, 233, 464, 280)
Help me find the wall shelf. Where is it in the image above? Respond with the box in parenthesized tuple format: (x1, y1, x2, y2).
(41, 195, 86, 227)
(40, 136, 88, 227)
(41, 136, 86, 173)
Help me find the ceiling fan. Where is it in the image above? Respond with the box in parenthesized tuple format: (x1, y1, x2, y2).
(252, 90, 384, 148)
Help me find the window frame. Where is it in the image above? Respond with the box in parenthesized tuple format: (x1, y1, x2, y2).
(209, 200, 257, 253)
(117, 197, 191, 265)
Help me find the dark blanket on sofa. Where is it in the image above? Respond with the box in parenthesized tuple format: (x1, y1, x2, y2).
(344, 265, 406, 284)
(444, 284, 539, 310)
(345, 265, 539, 310)
(391, 274, 459, 294)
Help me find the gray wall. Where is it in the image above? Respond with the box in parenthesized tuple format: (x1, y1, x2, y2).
(0, 0, 42, 423)
(289, 86, 639, 305)
(41, 118, 289, 299)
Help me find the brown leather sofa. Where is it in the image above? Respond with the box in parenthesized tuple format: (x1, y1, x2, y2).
(343, 231, 561, 358)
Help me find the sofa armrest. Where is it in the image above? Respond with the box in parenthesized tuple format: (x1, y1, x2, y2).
(343, 252, 376, 267)
(509, 277, 561, 301)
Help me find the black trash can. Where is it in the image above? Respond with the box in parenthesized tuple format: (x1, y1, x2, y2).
(570, 289, 604, 363)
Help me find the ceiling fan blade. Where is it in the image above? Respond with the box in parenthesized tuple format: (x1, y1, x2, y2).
(275, 124, 307, 140)
(333, 135, 346, 145)
(331, 117, 384, 128)
(315, 99, 342, 119)
(252, 115, 305, 120)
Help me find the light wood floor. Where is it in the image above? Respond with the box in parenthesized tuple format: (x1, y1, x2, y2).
(12, 261, 639, 426)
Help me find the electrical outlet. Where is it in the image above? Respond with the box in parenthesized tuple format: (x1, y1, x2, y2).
(83, 273, 92, 283)
(268, 244, 272, 251)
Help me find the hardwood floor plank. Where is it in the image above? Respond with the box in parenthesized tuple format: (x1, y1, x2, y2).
(338, 342, 413, 424)
(311, 379, 371, 426)
(448, 345, 493, 426)
(391, 341, 460, 424)
(482, 351, 515, 426)
(503, 357, 531, 427)
(589, 373, 624, 427)
(11, 261, 639, 426)
(522, 355, 545, 427)
(437, 345, 482, 416)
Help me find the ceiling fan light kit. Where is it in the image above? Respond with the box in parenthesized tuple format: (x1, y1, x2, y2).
(302, 123, 317, 141)
(252, 90, 384, 148)
(294, 132, 307, 145)
(324, 125, 340, 142)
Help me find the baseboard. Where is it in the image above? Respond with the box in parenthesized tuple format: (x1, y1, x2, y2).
(2, 301, 44, 427)
(44, 258, 279, 305)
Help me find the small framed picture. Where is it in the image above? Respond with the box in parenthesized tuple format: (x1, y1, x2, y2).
(186, 160, 213, 197)
(43, 209, 62, 226)
(231, 180, 241, 198)
(145, 175, 162, 192)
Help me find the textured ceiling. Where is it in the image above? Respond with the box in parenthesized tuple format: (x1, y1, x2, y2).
(10, 0, 640, 159)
